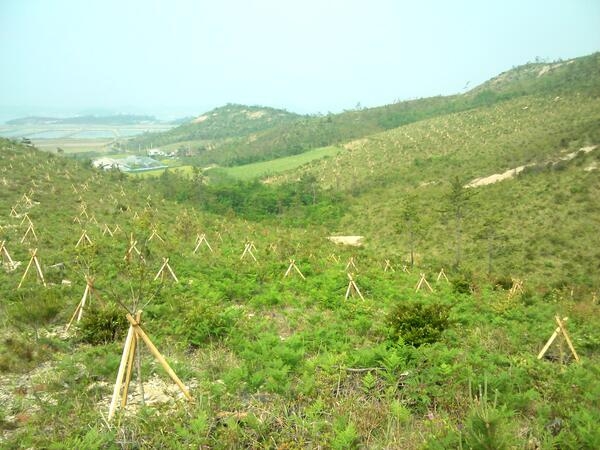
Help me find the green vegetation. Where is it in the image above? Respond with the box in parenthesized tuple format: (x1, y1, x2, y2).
(1, 52, 600, 448)
(217, 145, 341, 180)
(128, 53, 600, 169)
(127, 104, 302, 153)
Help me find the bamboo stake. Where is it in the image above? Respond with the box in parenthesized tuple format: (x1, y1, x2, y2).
(20, 223, 37, 243)
(76, 230, 93, 248)
(18, 252, 35, 289)
(436, 268, 449, 282)
(193, 233, 213, 253)
(33, 251, 46, 287)
(126, 314, 192, 400)
(240, 243, 257, 262)
(0, 241, 14, 265)
(102, 224, 114, 237)
(121, 332, 137, 407)
(154, 257, 178, 282)
(284, 259, 305, 280)
(121, 311, 142, 407)
(345, 273, 365, 300)
(18, 248, 45, 288)
(77, 278, 94, 322)
(148, 228, 165, 243)
(537, 318, 566, 360)
(384, 259, 395, 273)
(124, 235, 145, 263)
(20, 213, 32, 226)
(415, 273, 433, 293)
(345, 257, 357, 271)
(555, 316, 580, 362)
(66, 279, 93, 331)
(108, 324, 135, 421)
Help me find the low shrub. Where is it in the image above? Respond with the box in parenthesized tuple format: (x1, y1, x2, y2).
(79, 303, 127, 345)
(176, 300, 243, 347)
(387, 301, 451, 347)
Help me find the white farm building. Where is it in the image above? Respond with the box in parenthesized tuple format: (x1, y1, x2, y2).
(92, 156, 167, 173)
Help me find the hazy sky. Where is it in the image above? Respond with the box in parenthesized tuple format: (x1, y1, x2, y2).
(1, 0, 599, 119)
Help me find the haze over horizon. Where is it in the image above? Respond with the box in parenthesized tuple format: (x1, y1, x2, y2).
(1, 0, 599, 122)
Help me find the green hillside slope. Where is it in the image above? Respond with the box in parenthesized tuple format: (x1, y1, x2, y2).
(127, 104, 302, 150)
(128, 53, 600, 168)
(2, 127, 600, 448)
(268, 56, 600, 287)
(2, 52, 600, 449)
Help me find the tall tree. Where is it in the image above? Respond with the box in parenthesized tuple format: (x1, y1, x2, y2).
(447, 177, 472, 269)
(400, 195, 421, 268)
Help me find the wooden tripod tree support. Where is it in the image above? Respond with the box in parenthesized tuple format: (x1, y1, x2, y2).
(415, 273, 433, 293)
(10, 206, 19, 217)
(240, 242, 257, 262)
(66, 276, 95, 331)
(537, 316, 580, 363)
(107, 311, 192, 421)
(18, 248, 46, 288)
(113, 224, 122, 235)
(20, 223, 38, 243)
(75, 230, 93, 248)
(1, 240, 14, 264)
(383, 259, 395, 273)
(345, 257, 358, 272)
(21, 194, 33, 208)
(154, 257, 179, 283)
(402, 265, 411, 274)
(193, 233, 213, 254)
(345, 273, 365, 300)
(284, 259, 306, 280)
(436, 268, 449, 283)
(328, 253, 340, 264)
(147, 228, 165, 243)
(1, 240, 18, 271)
(124, 234, 145, 263)
(508, 278, 524, 298)
(102, 224, 114, 237)
(20, 213, 33, 226)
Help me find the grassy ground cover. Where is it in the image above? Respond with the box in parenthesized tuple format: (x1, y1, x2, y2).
(1, 140, 599, 448)
(216, 146, 341, 180)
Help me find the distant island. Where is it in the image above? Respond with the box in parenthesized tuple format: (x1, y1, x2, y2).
(6, 114, 161, 126)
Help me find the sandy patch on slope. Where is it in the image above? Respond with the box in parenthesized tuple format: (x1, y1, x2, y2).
(465, 145, 598, 188)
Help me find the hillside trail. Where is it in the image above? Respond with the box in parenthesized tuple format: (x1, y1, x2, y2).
(464, 145, 597, 188)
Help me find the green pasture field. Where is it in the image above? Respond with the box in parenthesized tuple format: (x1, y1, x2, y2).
(127, 164, 193, 178)
(219, 145, 342, 180)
